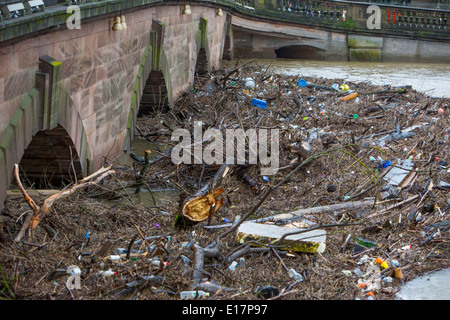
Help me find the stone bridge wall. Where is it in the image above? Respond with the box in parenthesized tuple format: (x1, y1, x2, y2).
(0, 3, 227, 210)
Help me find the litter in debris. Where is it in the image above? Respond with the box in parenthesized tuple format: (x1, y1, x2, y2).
(1, 60, 448, 301)
(236, 221, 326, 253)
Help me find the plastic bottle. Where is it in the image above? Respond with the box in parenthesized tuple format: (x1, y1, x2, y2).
(148, 257, 169, 268)
(237, 257, 245, 268)
(382, 276, 393, 283)
(180, 290, 209, 300)
(398, 245, 412, 253)
(228, 261, 238, 272)
(391, 259, 400, 268)
(99, 269, 117, 277)
(288, 268, 304, 282)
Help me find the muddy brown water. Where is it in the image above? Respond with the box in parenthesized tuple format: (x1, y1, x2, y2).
(226, 58, 450, 98)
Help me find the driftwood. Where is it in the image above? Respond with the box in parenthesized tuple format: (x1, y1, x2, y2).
(174, 163, 234, 227)
(14, 164, 115, 242)
(134, 150, 152, 194)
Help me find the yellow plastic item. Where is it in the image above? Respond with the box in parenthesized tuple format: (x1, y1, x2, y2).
(380, 261, 389, 269)
(340, 84, 349, 91)
(341, 92, 359, 101)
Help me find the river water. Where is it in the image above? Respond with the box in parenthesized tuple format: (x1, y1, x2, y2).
(227, 58, 450, 98)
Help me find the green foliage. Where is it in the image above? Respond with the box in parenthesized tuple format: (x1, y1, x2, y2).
(341, 18, 356, 32)
(0, 263, 16, 300)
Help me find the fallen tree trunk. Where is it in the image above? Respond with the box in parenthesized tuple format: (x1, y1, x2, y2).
(174, 163, 234, 228)
(14, 164, 115, 242)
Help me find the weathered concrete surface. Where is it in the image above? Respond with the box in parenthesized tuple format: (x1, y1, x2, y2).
(381, 36, 450, 63)
(348, 35, 383, 62)
(0, 4, 227, 211)
(348, 34, 450, 62)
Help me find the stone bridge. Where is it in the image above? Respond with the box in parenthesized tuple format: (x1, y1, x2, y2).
(0, 0, 449, 210)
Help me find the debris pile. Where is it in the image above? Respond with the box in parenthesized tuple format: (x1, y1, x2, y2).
(0, 61, 448, 300)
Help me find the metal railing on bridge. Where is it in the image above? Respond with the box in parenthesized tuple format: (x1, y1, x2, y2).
(233, 0, 448, 33)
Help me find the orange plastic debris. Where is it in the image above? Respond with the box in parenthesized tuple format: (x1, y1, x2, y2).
(341, 92, 359, 101)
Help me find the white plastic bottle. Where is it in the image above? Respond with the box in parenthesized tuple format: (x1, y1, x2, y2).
(180, 290, 209, 300)
(228, 261, 238, 272)
(98, 269, 117, 278)
(288, 268, 304, 282)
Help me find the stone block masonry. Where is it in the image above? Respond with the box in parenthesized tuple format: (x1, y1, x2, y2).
(0, 4, 227, 211)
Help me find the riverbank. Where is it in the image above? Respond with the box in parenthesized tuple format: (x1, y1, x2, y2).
(0, 61, 448, 300)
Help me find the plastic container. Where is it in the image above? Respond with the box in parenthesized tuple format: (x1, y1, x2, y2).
(252, 98, 267, 109)
(180, 290, 209, 299)
(244, 78, 256, 88)
(393, 267, 404, 279)
(378, 160, 392, 169)
(297, 79, 307, 87)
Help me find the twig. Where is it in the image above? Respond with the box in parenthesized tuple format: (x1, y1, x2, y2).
(14, 165, 115, 242)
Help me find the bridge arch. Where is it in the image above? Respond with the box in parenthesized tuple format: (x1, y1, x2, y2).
(275, 45, 326, 60)
(0, 71, 92, 203)
(125, 13, 222, 149)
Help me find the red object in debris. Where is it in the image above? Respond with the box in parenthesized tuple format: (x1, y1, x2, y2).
(438, 108, 445, 114)
(387, 9, 391, 24)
